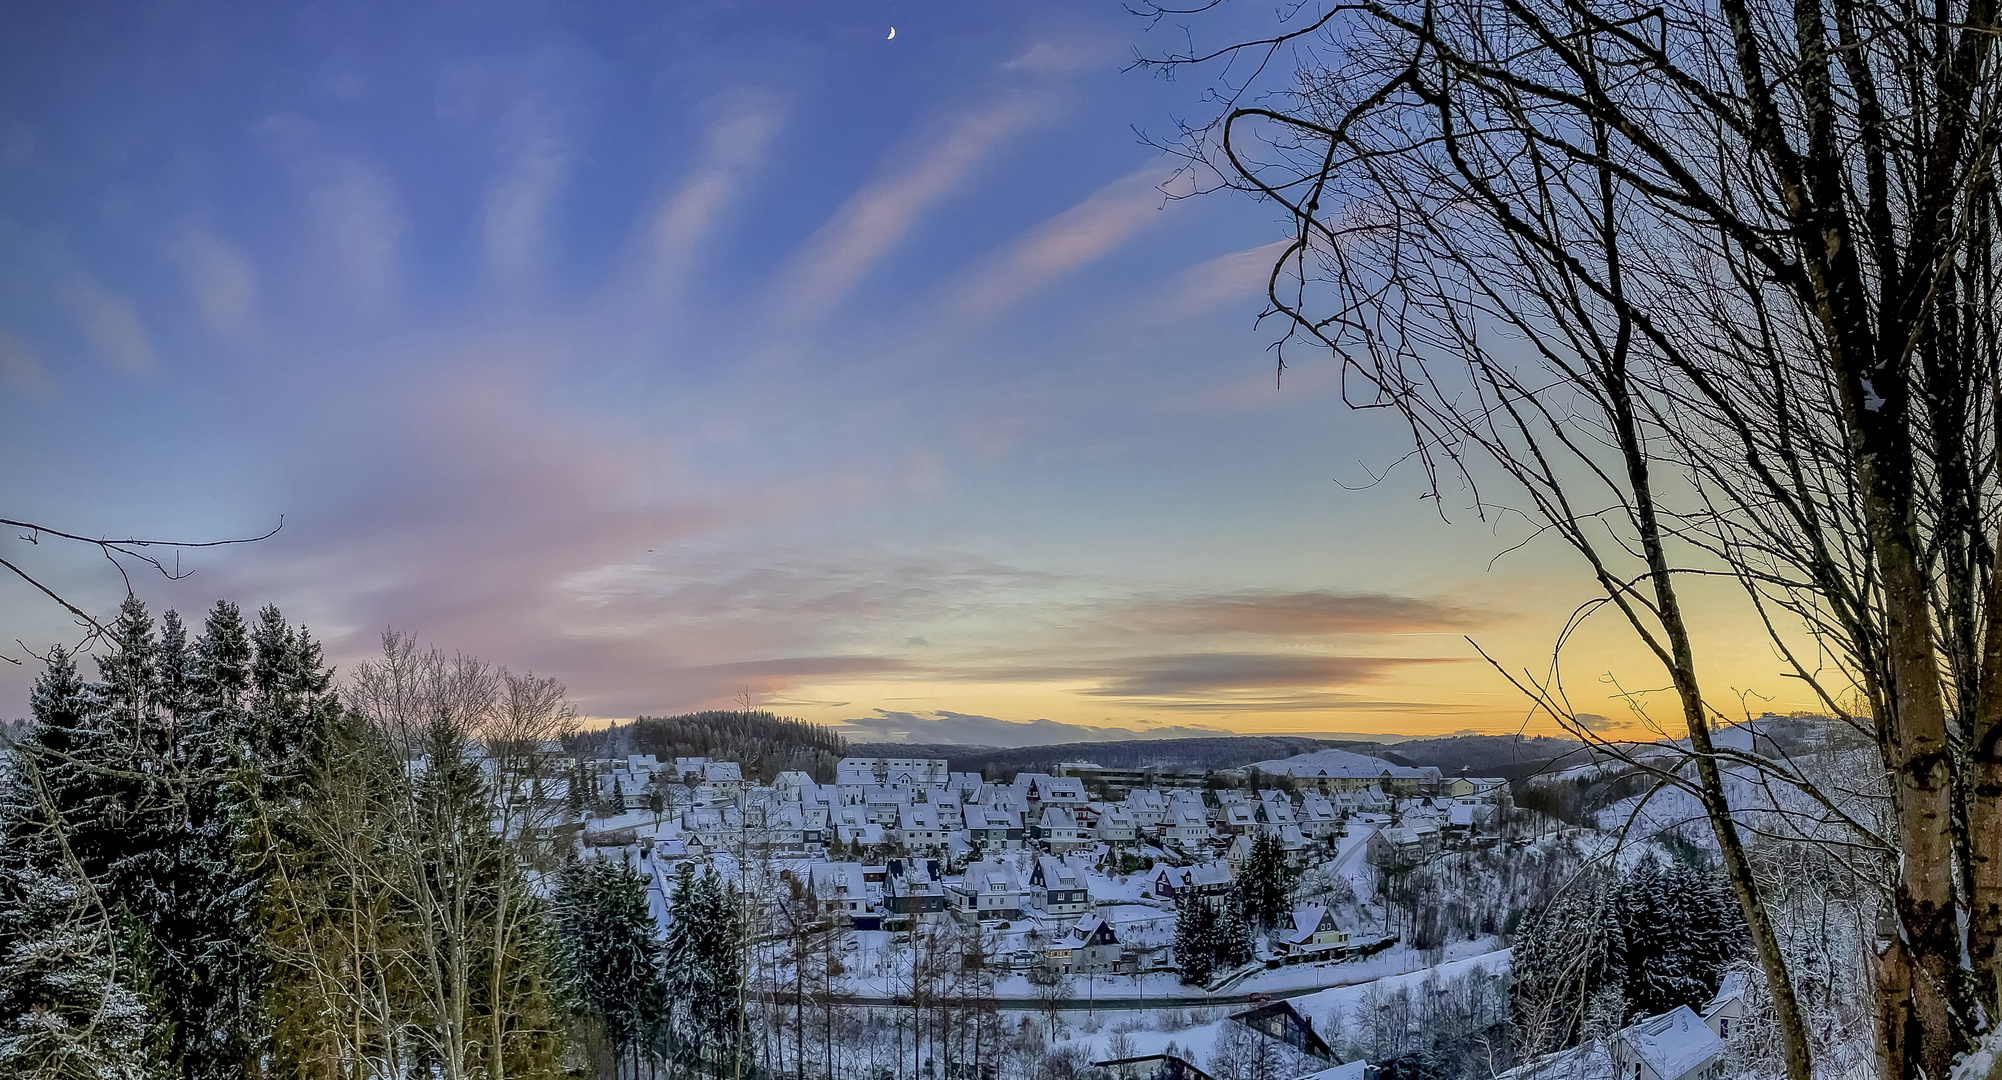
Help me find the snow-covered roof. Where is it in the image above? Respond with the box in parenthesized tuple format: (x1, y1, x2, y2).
(960, 858, 1020, 892)
(1617, 1006, 1719, 1080)
(1704, 971, 1748, 1017)
(1278, 904, 1329, 945)
(1187, 861, 1232, 888)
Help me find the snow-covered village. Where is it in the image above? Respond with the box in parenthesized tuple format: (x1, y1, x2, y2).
(476, 715, 1793, 1080)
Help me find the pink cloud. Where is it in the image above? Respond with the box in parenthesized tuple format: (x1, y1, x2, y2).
(643, 96, 786, 296)
(0, 327, 52, 394)
(768, 98, 1037, 327)
(62, 274, 156, 374)
(1147, 239, 1294, 321)
(947, 161, 1175, 323)
(169, 231, 261, 343)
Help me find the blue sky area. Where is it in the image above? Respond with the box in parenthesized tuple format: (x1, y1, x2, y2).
(0, 0, 1801, 741)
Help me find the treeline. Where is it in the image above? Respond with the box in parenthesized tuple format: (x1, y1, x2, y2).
(1511, 850, 1745, 1058)
(1357, 734, 1589, 784)
(572, 711, 848, 783)
(851, 735, 1330, 777)
(0, 598, 697, 1080)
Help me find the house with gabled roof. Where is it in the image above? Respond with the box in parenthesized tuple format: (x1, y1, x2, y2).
(1094, 1055, 1214, 1080)
(1166, 806, 1213, 848)
(1034, 805, 1085, 852)
(965, 806, 1024, 851)
(1125, 788, 1168, 831)
(1701, 972, 1747, 1041)
(884, 858, 948, 922)
(1149, 860, 1233, 905)
(1097, 804, 1138, 843)
(1045, 913, 1121, 973)
(1610, 1005, 1721, 1080)
(949, 858, 1023, 921)
(896, 803, 947, 851)
(1298, 791, 1342, 838)
(1273, 903, 1349, 960)
(1031, 855, 1091, 915)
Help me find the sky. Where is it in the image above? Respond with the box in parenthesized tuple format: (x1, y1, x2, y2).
(0, 0, 1821, 743)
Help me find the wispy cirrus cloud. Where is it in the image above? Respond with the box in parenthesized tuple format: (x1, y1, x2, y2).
(1144, 238, 1292, 322)
(483, 120, 570, 288)
(170, 231, 260, 342)
(306, 159, 404, 314)
(1081, 652, 1456, 697)
(947, 161, 1177, 323)
(644, 96, 786, 296)
(0, 327, 52, 394)
(62, 274, 156, 374)
(768, 97, 1037, 327)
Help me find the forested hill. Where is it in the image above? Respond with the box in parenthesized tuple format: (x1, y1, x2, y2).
(568, 710, 847, 783)
(848, 735, 1331, 778)
(1334, 734, 1591, 783)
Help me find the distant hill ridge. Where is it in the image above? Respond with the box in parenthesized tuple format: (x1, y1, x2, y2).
(1250, 746, 1425, 776)
(850, 732, 1589, 782)
(848, 735, 1330, 778)
(568, 710, 848, 783)
(1317, 734, 1590, 783)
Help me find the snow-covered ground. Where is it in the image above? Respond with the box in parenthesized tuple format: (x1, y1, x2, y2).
(1032, 948, 1511, 1066)
(1233, 936, 1505, 994)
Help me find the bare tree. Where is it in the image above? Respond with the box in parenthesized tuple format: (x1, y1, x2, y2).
(0, 516, 278, 663)
(1137, 0, 2001, 1073)
(332, 631, 567, 1080)
(1026, 966, 1072, 1042)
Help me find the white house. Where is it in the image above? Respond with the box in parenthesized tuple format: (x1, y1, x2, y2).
(1098, 805, 1138, 843)
(1611, 1006, 1722, 1080)
(808, 862, 877, 919)
(1273, 903, 1349, 959)
(896, 803, 948, 851)
(1701, 972, 1747, 1041)
(1167, 807, 1213, 848)
(949, 858, 1024, 920)
(1046, 913, 1122, 973)
(1125, 789, 1168, 831)
(1037, 805, 1086, 852)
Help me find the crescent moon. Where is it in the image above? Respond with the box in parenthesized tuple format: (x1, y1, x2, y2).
(888, 27, 896, 39)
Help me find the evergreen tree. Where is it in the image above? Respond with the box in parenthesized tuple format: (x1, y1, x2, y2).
(1662, 856, 1743, 1005)
(1218, 899, 1254, 969)
(5, 646, 119, 875)
(1619, 851, 1700, 1017)
(1510, 878, 1626, 1056)
(1234, 833, 1292, 932)
(1173, 898, 1215, 985)
(554, 858, 667, 1076)
(152, 601, 266, 1080)
(663, 867, 743, 1068)
(0, 647, 157, 1079)
(0, 863, 152, 1080)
